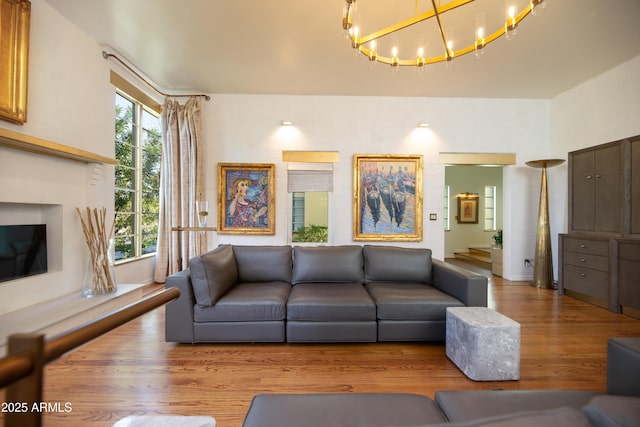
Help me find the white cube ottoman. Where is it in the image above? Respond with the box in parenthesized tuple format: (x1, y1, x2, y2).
(446, 307, 520, 381)
(113, 416, 216, 427)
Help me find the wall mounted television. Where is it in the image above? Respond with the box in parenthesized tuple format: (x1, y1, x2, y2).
(0, 224, 47, 283)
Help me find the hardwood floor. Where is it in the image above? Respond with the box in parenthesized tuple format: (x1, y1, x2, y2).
(2, 266, 640, 427)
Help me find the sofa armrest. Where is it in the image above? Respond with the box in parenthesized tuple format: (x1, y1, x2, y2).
(607, 337, 640, 396)
(432, 259, 487, 307)
(165, 269, 196, 343)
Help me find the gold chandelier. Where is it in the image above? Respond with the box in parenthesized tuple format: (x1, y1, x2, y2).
(342, 0, 546, 68)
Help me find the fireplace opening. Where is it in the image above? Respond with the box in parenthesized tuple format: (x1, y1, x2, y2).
(0, 224, 48, 283)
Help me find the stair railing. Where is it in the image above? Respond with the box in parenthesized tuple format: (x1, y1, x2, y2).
(0, 287, 179, 427)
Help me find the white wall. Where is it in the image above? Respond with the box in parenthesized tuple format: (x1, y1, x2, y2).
(201, 95, 549, 281)
(0, 0, 159, 315)
(543, 55, 640, 281)
(0, 0, 116, 315)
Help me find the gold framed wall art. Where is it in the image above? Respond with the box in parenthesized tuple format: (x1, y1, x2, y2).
(457, 193, 479, 224)
(353, 154, 423, 241)
(217, 163, 275, 235)
(0, 0, 30, 124)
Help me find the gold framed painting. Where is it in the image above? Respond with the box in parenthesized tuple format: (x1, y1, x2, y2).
(0, 0, 31, 124)
(353, 154, 423, 241)
(457, 193, 479, 224)
(217, 163, 275, 235)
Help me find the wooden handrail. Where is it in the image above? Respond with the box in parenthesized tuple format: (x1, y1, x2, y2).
(0, 287, 179, 427)
(0, 353, 34, 388)
(45, 287, 179, 362)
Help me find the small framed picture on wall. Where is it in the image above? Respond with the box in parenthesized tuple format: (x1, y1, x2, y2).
(457, 193, 479, 224)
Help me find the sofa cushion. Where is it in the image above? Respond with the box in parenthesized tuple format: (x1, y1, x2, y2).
(232, 245, 292, 283)
(194, 281, 291, 322)
(291, 246, 364, 284)
(429, 407, 592, 427)
(366, 282, 464, 320)
(287, 283, 376, 321)
(190, 245, 238, 307)
(242, 393, 447, 427)
(582, 395, 640, 427)
(364, 245, 432, 283)
(434, 390, 602, 423)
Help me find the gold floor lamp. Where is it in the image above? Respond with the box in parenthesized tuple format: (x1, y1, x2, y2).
(526, 159, 565, 289)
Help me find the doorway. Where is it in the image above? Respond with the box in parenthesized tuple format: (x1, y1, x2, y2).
(445, 165, 503, 262)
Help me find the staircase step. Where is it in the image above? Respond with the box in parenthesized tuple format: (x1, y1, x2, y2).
(453, 250, 492, 270)
(469, 247, 491, 256)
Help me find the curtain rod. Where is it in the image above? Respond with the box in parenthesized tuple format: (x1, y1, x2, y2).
(102, 51, 211, 101)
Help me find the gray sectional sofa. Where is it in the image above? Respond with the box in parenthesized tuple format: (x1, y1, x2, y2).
(242, 337, 640, 426)
(164, 244, 488, 343)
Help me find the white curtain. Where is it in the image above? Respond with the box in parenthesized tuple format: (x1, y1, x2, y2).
(154, 97, 206, 283)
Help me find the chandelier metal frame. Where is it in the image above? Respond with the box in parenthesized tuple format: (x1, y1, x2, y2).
(343, 0, 545, 67)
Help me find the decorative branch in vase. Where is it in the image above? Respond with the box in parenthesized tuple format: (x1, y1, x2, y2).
(76, 207, 117, 297)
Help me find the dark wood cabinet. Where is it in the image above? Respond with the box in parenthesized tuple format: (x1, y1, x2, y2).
(561, 136, 640, 317)
(618, 239, 640, 317)
(559, 235, 614, 311)
(630, 137, 640, 237)
(569, 142, 623, 234)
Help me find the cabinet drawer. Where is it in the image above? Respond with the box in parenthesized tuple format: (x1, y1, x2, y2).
(619, 242, 640, 262)
(563, 251, 609, 271)
(562, 237, 609, 256)
(563, 265, 608, 300)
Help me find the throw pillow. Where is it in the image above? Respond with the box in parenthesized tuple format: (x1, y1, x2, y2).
(190, 245, 238, 306)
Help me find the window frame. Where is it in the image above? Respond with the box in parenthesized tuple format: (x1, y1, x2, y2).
(483, 185, 497, 231)
(286, 162, 334, 245)
(444, 185, 451, 231)
(114, 89, 162, 263)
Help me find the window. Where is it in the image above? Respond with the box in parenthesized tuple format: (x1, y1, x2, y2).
(287, 163, 333, 244)
(484, 185, 496, 231)
(114, 91, 161, 262)
(291, 192, 329, 243)
(291, 192, 306, 232)
(444, 185, 450, 231)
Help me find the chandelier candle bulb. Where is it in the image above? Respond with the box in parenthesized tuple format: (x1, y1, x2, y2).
(506, 6, 518, 40)
(475, 27, 485, 57)
(531, 0, 546, 16)
(417, 47, 425, 67)
(391, 47, 399, 67)
(368, 41, 377, 61)
(351, 26, 360, 48)
(342, 14, 351, 31)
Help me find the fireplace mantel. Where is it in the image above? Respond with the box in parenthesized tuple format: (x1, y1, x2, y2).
(0, 127, 117, 165)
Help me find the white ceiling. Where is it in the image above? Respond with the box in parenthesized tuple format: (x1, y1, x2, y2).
(44, 0, 640, 99)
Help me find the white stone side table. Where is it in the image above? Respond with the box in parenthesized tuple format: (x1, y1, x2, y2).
(446, 307, 520, 381)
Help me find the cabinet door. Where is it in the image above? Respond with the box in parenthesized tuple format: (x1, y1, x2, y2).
(619, 240, 640, 311)
(594, 144, 622, 233)
(571, 151, 595, 232)
(631, 138, 640, 236)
